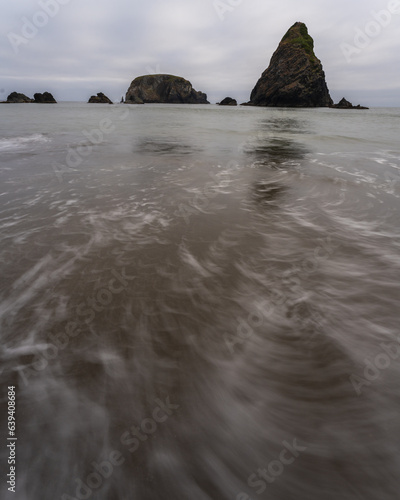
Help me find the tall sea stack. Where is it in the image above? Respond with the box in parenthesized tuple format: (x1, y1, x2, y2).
(247, 22, 333, 107)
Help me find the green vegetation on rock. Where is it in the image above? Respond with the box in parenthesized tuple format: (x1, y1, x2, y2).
(281, 22, 316, 61)
(125, 74, 209, 104)
(134, 74, 185, 83)
(248, 21, 332, 107)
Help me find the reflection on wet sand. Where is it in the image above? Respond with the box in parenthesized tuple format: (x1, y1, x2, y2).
(251, 180, 286, 206)
(243, 117, 310, 165)
(135, 137, 200, 156)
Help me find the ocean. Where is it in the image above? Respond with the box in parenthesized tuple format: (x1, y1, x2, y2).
(1, 103, 400, 500)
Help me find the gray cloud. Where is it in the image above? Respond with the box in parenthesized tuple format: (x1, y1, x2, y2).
(0, 0, 399, 105)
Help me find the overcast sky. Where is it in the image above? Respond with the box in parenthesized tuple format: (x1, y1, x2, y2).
(1, 0, 399, 105)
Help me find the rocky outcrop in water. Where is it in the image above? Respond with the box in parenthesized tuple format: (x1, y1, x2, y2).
(88, 92, 113, 104)
(125, 75, 209, 104)
(5, 91, 57, 103)
(218, 97, 237, 106)
(330, 97, 369, 110)
(6, 92, 33, 103)
(245, 22, 333, 107)
(34, 92, 57, 103)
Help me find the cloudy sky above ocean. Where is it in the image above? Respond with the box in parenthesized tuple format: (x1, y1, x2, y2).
(1, 0, 399, 105)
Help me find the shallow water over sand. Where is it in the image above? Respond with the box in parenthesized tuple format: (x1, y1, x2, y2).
(0, 104, 400, 499)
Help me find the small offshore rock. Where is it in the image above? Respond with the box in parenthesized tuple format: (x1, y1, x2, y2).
(34, 92, 57, 103)
(6, 92, 33, 103)
(330, 97, 369, 109)
(218, 97, 237, 106)
(88, 92, 113, 104)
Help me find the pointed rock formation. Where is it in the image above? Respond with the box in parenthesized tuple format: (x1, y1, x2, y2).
(330, 97, 369, 110)
(125, 75, 209, 104)
(246, 22, 333, 107)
